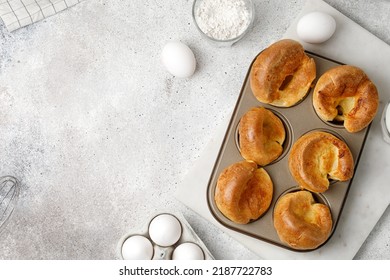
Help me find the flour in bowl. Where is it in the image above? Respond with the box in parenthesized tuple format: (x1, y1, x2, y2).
(194, 0, 252, 41)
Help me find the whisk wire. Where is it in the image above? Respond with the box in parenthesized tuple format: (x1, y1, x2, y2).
(0, 176, 20, 232)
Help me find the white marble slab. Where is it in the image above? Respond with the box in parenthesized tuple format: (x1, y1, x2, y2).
(176, 0, 390, 259)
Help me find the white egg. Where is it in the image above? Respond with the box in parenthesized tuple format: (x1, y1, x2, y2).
(121, 235, 154, 260)
(161, 41, 196, 78)
(148, 214, 182, 247)
(297, 12, 336, 44)
(172, 242, 205, 260)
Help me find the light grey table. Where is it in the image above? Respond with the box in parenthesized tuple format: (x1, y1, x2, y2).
(0, 0, 388, 259)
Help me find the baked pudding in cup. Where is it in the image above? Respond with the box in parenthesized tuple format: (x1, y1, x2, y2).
(238, 107, 286, 166)
(313, 65, 379, 133)
(250, 39, 316, 107)
(214, 160, 273, 224)
(288, 131, 354, 193)
(273, 190, 332, 250)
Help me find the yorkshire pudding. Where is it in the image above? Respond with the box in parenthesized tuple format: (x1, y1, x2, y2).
(215, 160, 273, 224)
(250, 39, 316, 107)
(239, 107, 286, 166)
(313, 65, 379, 133)
(288, 131, 354, 193)
(273, 190, 332, 250)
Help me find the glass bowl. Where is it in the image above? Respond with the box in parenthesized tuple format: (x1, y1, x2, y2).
(192, 0, 255, 47)
(381, 100, 390, 144)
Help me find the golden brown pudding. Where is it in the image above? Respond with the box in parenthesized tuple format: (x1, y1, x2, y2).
(313, 65, 379, 132)
(215, 160, 273, 224)
(273, 190, 332, 250)
(250, 39, 316, 107)
(239, 107, 286, 166)
(288, 131, 354, 193)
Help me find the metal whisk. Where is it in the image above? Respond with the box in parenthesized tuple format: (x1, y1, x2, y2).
(0, 176, 19, 233)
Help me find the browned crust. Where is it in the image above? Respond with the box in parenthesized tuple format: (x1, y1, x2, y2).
(239, 107, 286, 166)
(250, 39, 316, 107)
(273, 190, 333, 250)
(313, 65, 379, 132)
(288, 131, 354, 193)
(215, 160, 273, 224)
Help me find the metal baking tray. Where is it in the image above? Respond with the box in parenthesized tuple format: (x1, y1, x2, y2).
(206, 51, 371, 252)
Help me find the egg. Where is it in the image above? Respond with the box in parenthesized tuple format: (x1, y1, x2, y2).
(148, 214, 182, 247)
(297, 12, 336, 44)
(172, 242, 205, 260)
(121, 235, 154, 260)
(161, 41, 196, 78)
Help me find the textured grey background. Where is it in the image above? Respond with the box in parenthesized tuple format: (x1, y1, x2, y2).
(0, 0, 389, 259)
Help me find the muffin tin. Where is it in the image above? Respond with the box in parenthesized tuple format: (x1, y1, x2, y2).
(206, 51, 371, 251)
(117, 212, 214, 259)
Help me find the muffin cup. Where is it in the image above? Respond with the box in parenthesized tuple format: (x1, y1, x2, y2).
(234, 108, 293, 165)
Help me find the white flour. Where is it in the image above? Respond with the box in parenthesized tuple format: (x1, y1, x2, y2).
(195, 0, 251, 40)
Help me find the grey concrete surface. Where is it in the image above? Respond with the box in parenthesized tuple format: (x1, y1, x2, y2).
(0, 0, 389, 259)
